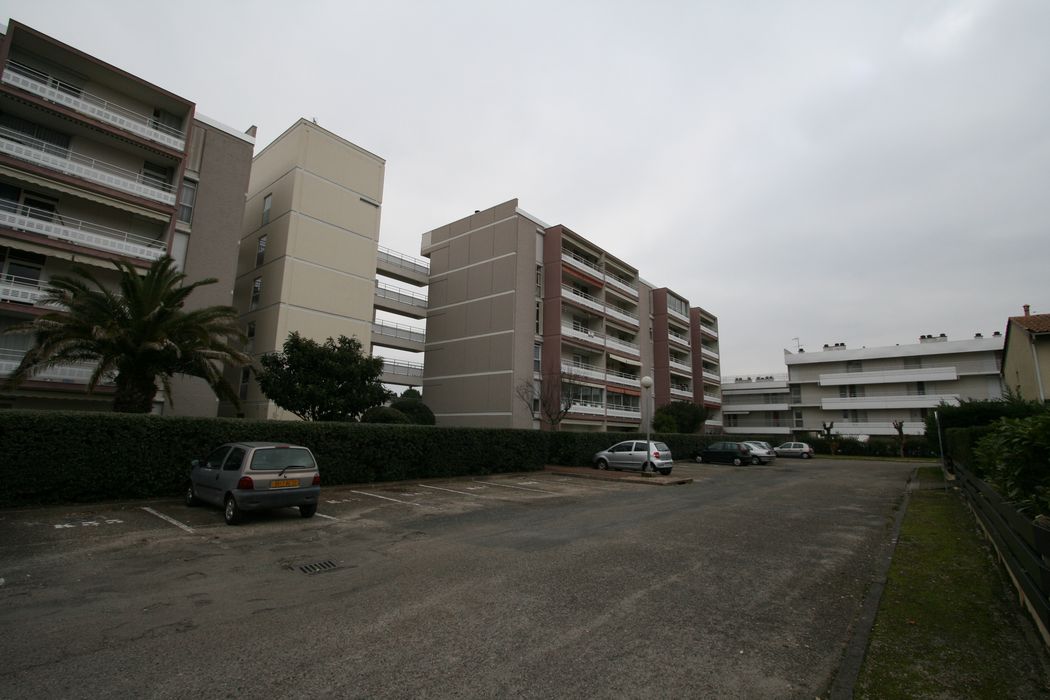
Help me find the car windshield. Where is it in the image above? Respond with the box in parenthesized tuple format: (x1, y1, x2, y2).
(249, 447, 316, 471)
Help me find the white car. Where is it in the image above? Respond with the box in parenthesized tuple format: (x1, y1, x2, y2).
(774, 442, 815, 459)
(742, 441, 776, 465)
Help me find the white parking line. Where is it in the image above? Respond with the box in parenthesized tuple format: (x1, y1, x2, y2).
(349, 490, 424, 507)
(472, 479, 556, 494)
(315, 513, 338, 521)
(418, 483, 487, 498)
(141, 507, 195, 533)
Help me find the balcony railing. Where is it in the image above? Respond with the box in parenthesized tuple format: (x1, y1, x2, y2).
(3, 61, 186, 150)
(562, 323, 606, 346)
(668, 331, 690, 348)
(670, 385, 693, 399)
(703, 369, 720, 381)
(606, 335, 639, 355)
(380, 358, 424, 377)
(0, 126, 177, 205)
(0, 273, 48, 305)
(605, 304, 639, 326)
(561, 360, 605, 382)
(377, 245, 429, 276)
(371, 320, 425, 344)
(0, 198, 167, 261)
(700, 323, 718, 338)
(669, 359, 692, 375)
(561, 285, 604, 314)
(606, 403, 641, 419)
(561, 249, 602, 277)
(606, 367, 640, 387)
(604, 272, 639, 298)
(568, 399, 605, 416)
(703, 392, 722, 404)
(668, 305, 690, 323)
(701, 346, 719, 360)
(375, 281, 428, 308)
(0, 348, 113, 385)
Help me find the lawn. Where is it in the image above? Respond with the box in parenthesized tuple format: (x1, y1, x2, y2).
(855, 471, 1050, 698)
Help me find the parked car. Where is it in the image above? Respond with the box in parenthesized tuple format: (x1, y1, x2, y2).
(694, 441, 753, 466)
(186, 442, 321, 525)
(593, 440, 674, 475)
(774, 441, 815, 459)
(742, 441, 777, 465)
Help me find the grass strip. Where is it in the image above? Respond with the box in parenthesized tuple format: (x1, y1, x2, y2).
(855, 478, 1050, 698)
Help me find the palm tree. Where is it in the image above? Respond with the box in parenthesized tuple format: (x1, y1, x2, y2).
(4, 257, 250, 413)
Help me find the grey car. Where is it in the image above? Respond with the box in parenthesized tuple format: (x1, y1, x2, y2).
(593, 440, 674, 475)
(743, 441, 777, 465)
(186, 442, 321, 525)
(774, 441, 815, 459)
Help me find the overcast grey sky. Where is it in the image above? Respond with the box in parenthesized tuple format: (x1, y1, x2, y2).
(7, 0, 1048, 375)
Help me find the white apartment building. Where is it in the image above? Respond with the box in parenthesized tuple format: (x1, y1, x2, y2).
(722, 333, 1005, 437)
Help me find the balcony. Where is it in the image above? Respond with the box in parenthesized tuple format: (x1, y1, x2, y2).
(701, 346, 719, 360)
(669, 358, 692, 375)
(830, 420, 926, 436)
(561, 360, 605, 383)
(819, 366, 958, 386)
(606, 367, 640, 388)
(371, 320, 425, 352)
(670, 385, 693, 400)
(0, 198, 167, 261)
(668, 305, 690, 324)
(376, 245, 429, 286)
(606, 403, 641, 419)
(700, 323, 718, 338)
(667, 330, 690, 349)
(821, 394, 960, 411)
(703, 392, 722, 405)
(604, 271, 638, 299)
(605, 304, 639, 327)
(374, 281, 427, 319)
(722, 400, 791, 412)
(2, 61, 186, 151)
(561, 249, 603, 279)
(561, 323, 606, 347)
(0, 348, 112, 385)
(0, 273, 48, 305)
(561, 285, 604, 315)
(0, 126, 177, 205)
(606, 335, 639, 356)
(702, 369, 720, 382)
(568, 399, 605, 417)
(378, 357, 424, 386)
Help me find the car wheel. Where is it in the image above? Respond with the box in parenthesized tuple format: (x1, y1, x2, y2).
(299, 504, 317, 518)
(659, 468, 672, 476)
(224, 495, 243, 525)
(751, 456, 760, 465)
(732, 457, 743, 466)
(596, 458, 609, 470)
(184, 483, 199, 507)
(694, 455, 703, 463)
(802, 452, 811, 459)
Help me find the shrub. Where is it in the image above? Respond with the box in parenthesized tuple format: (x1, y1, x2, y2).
(389, 398, 436, 425)
(360, 406, 411, 424)
(972, 414, 1050, 514)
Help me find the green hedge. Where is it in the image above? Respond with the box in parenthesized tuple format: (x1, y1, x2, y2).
(806, 435, 938, 458)
(944, 426, 995, 474)
(0, 411, 549, 507)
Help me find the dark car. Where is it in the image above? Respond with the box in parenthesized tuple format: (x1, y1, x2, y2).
(186, 442, 321, 525)
(693, 441, 753, 466)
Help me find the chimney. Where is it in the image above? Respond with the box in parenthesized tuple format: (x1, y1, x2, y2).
(245, 125, 257, 138)
(1024, 304, 1031, 316)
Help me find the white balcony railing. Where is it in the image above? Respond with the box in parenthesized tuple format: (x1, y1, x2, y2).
(380, 358, 424, 378)
(606, 335, 640, 355)
(3, 61, 186, 150)
(371, 320, 425, 344)
(561, 285, 604, 314)
(668, 331, 690, 349)
(561, 249, 603, 277)
(568, 399, 605, 416)
(821, 394, 961, 411)
(703, 370, 720, 381)
(670, 386, 693, 399)
(0, 126, 177, 205)
(0, 199, 167, 261)
(0, 274, 48, 305)
(701, 346, 719, 360)
(668, 306, 690, 324)
(669, 359, 692, 375)
(562, 324, 606, 346)
(700, 323, 718, 338)
(0, 348, 113, 385)
(604, 272, 639, 299)
(561, 360, 605, 382)
(703, 392, 722, 404)
(375, 281, 428, 308)
(377, 245, 429, 277)
(606, 403, 641, 419)
(605, 304, 639, 327)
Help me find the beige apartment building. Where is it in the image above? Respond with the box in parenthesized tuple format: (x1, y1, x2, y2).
(227, 119, 429, 419)
(0, 19, 254, 416)
(721, 333, 1005, 437)
(419, 199, 721, 431)
(1001, 305, 1050, 403)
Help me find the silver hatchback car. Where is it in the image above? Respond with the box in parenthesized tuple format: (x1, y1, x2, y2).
(593, 440, 674, 475)
(186, 442, 321, 525)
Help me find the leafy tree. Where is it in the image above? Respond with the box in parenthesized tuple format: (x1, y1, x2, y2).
(255, 332, 390, 421)
(360, 406, 411, 424)
(401, 387, 422, 400)
(653, 401, 707, 433)
(390, 397, 435, 425)
(4, 257, 248, 413)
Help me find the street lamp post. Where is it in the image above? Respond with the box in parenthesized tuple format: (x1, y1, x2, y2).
(641, 375, 653, 472)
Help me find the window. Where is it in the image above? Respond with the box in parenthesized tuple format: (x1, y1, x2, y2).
(261, 194, 272, 225)
(790, 385, 801, 404)
(916, 381, 926, 396)
(794, 410, 804, 428)
(142, 161, 173, 188)
(533, 343, 541, 372)
(535, 265, 542, 298)
(245, 321, 256, 354)
(239, 368, 251, 401)
(667, 294, 688, 317)
(151, 108, 182, 133)
(846, 360, 862, 373)
(725, 415, 739, 427)
(904, 356, 922, 370)
(223, 447, 247, 471)
(177, 178, 197, 224)
(1, 248, 44, 286)
(249, 277, 262, 311)
(255, 235, 267, 267)
(535, 301, 541, 335)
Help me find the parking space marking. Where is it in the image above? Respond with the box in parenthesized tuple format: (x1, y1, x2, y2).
(141, 507, 195, 534)
(314, 513, 338, 521)
(349, 490, 424, 507)
(51, 518, 124, 529)
(472, 479, 556, 494)
(418, 484, 488, 498)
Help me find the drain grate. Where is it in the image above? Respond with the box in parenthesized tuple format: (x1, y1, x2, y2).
(298, 560, 339, 575)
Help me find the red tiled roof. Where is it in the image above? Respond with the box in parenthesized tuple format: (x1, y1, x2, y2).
(1010, 313, 1050, 333)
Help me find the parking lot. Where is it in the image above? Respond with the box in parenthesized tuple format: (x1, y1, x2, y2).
(1, 459, 915, 698)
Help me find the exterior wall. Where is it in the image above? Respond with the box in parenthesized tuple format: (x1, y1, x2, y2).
(1002, 318, 1050, 402)
(228, 119, 384, 420)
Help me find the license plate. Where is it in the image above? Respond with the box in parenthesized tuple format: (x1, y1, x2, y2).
(270, 479, 300, 489)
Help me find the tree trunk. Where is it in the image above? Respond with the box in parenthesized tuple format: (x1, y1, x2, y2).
(113, 373, 159, 413)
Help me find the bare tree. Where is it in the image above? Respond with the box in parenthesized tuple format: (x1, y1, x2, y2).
(514, 369, 587, 430)
(891, 419, 906, 458)
(821, 421, 835, 437)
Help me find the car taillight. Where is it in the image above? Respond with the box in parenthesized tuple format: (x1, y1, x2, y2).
(652, 451, 660, 459)
(237, 476, 254, 490)
(312, 474, 321, 486)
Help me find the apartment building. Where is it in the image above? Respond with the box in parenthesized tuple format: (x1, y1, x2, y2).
(1001, 305, 1050, 403)
(721, 333, 1005, 437)
(0, 20, 254, 415)
(227, 119, 428, 419)
(419, 199, 721, 431)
